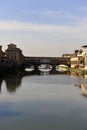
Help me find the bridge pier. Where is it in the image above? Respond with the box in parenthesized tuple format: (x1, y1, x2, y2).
(34, 64, 38, 72)
(52, 64, 56, 71)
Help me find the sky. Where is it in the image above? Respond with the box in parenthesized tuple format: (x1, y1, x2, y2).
(0, 0, 87, 56)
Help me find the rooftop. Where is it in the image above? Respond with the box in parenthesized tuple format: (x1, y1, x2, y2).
(82, 45, 87, 47)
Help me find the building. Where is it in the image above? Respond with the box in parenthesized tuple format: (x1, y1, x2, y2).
(0, 45, 5, 62)
(71, 47, 85, 69)
(71, 57, 79, 68)
(5, 43, 24, 64)
(82, 45, 87, 70)
(62, 53, 75, 58)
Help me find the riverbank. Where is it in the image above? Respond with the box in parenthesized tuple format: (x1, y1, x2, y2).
(68, 67, 87, 75)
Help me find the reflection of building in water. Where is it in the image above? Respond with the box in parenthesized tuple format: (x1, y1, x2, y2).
(0, 69, 70, 93)
(5, 73, 22, 92)
(70, 70, 87, 79)
(82, 74, 87, 79)
(70, 71, 83, 78)
(0, 79, 3, 92)
(70, 71, 79, 77)
(81, 84, 87, 97)
(75, 84, 87, 97)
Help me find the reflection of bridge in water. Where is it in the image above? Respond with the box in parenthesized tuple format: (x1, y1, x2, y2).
(0, 70, 70, 93)
(1, 69, 87, 97)
(24, 56, 70, 70)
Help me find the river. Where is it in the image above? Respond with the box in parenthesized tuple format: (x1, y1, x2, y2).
(0, 70, 87, 130)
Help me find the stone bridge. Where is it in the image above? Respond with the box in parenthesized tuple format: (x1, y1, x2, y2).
(24, 56, 71, 71)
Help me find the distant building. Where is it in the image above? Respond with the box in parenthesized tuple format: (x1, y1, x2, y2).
(5, 43, 24, 64)
(71, 57, 78, 68)
(82, 45, 87, 70)
(0, 45, 5, 62)
(71, 47, 85, 69)
(62, 53, 76, 58)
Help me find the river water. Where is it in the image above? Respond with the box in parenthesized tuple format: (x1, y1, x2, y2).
(0, 70, 87, 130)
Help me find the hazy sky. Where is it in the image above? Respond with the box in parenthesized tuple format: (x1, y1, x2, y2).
(0, 0, 87, 56)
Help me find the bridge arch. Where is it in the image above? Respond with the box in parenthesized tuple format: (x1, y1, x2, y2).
(24, 56, 70, 71)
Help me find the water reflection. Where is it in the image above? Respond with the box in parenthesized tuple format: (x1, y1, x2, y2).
(70, 71, 83, 78)
(0, 72, 23, 93)
(5, 73, 22, 92)
(0, 69, 87, 130)
(70, 70, 87, 79)
(70, 71, 87, 97)
(0, 69, 69, 93)
(40, 71, 50, 75)
(1, 69, 87, 94)
(75, 84, 87, 97)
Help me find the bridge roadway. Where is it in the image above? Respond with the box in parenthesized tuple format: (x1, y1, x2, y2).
(24, 56, 71, 71)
